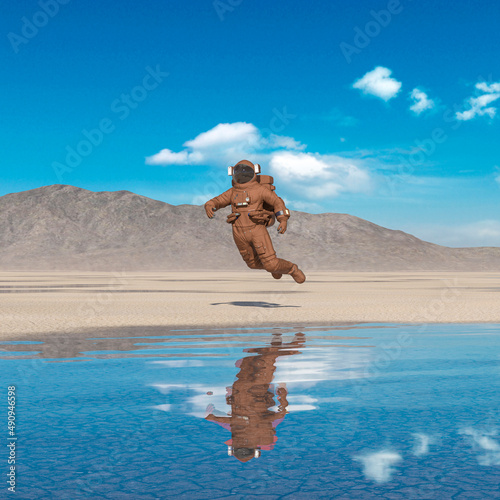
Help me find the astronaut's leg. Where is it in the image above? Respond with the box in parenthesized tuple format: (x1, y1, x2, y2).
(251, 226, 306, 283)
(232, 227, 264, 270)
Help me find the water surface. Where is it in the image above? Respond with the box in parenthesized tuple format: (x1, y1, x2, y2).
(1, 323, 499, 499)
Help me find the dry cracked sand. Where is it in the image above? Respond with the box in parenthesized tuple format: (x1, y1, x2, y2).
(1, 271, 499, 340)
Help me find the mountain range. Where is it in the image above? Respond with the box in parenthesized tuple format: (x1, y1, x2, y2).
(0, 184, 499, 271)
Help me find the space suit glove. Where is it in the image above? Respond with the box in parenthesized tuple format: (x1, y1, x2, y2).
(277, 218, 287, 234)
(205, 201, 216, 218)
(226, 212, 240, 224)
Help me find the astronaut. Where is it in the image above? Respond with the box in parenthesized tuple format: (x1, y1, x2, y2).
(205, 332, 306, 462)
(204, 160, 306, 283)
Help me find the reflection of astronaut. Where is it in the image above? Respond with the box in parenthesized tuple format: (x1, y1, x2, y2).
(205, 333, 306, 462)
(205, 160, 306, 283)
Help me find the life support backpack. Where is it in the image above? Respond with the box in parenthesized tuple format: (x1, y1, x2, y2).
(257, 174, 276, 213)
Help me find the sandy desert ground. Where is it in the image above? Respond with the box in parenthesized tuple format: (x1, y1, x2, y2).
(1, 271, 499, 340)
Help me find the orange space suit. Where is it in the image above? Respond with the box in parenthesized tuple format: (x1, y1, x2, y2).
(204, 160, 306, 283)
(205, 333, 306, 462)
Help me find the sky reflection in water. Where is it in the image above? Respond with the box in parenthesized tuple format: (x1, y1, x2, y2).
(0, 323, 498, 499)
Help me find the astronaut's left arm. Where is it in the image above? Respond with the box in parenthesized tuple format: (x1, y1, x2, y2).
(262, 189, 290, 234)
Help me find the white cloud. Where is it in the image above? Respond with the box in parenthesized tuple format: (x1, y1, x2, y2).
(354, 450, 402, 483)
(468, 220, 500, 242)
(352, 66, 402, 101)
(154, 403, 171, 412)
(184, 122, 260, 150)
(271, 151, 331, 180)
(495, 167, 500, 187)
(459, 427, 500, 466)
(281, 197, 323, 213)
(146, 122, 374, 199)
(412, 433, 434, 456)
(270, 395, 318, 412)
(269, 151, 372, 199)
(266, 133, 306, 151)
(476, 82, 500, 93)
(456, 81, 500, 121)
(145, 149, 203, 166)
(408, 220, 500, 247)
(409, 88, 435, 115)
(274, 348, 373, 385)
(456, 94, 500, 121)
(145, 121, 307, 167)
(146, 122, 262, 166)
(151, 383, 231, 418)
(150, 345, 373, 419)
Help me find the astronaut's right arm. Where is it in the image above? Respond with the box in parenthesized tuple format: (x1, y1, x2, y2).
(205, 414, 231, 423)
(204, 189, 232, 218)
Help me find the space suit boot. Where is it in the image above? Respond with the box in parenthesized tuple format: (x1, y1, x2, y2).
(290, 264, 306, 284)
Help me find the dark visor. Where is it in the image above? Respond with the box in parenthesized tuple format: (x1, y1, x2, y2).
(233, 164, 254, 184)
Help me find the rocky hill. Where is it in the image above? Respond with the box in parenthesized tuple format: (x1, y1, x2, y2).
(0, 184, 499, 271)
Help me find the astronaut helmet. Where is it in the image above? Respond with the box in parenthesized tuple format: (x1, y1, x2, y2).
(228, 446, 261, 462)
(228, 160, 261, 184)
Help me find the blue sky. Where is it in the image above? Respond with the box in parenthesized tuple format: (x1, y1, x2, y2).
(1, 0, 499, 246)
